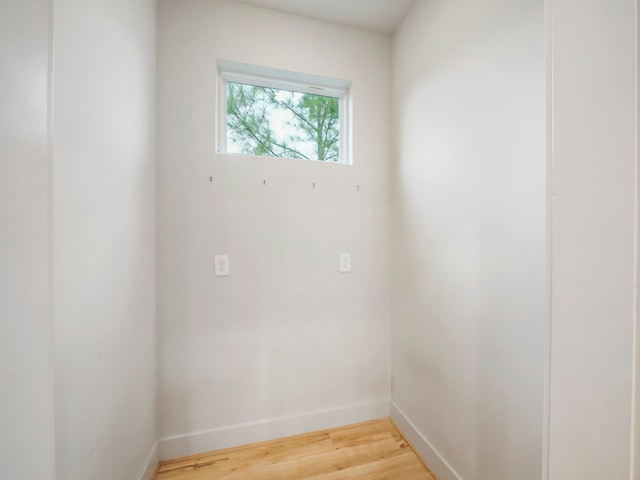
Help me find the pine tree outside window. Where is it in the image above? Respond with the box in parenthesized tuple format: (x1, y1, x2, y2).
(217, 61, 351, 164)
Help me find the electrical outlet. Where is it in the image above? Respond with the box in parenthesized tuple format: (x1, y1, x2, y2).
(340, 253, 351, 273)
(215, 255, 229, 277)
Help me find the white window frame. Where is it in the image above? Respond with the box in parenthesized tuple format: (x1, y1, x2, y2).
(216, 60, 351, 165)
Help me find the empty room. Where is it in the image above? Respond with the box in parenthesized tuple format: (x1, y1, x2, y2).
(2, 0, 639, 479)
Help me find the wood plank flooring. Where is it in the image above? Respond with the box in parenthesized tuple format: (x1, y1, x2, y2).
(155, 419, 436, 480)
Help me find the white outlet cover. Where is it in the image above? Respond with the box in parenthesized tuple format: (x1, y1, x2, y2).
(215, 255, 229, 277)
(340, 253, 351, 273)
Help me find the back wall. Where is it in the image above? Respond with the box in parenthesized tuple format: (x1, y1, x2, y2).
(157, 0, 392, 458)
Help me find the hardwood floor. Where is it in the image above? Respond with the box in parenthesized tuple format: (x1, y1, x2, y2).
(155, 419, 436, 480)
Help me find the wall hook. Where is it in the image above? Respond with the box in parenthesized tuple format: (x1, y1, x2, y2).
(263, 180, 267, 186)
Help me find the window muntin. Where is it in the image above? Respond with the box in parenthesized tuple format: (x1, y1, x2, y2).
(217, 62, 350, 164)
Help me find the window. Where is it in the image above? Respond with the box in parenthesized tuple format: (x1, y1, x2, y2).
(217, 61, 351, 164)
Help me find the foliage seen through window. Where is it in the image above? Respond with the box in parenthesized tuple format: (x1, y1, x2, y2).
(226, 82, 340, 162)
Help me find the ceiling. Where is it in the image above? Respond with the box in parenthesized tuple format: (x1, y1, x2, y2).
(231, 0, 417, 34)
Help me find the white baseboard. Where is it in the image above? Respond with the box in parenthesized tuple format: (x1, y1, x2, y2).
(137, 441, 159, 480)
(390, 401, 463, 480)
(159, 400, 390, 460)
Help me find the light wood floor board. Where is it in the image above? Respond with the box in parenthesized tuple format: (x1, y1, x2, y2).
(155, 419, 436, 480)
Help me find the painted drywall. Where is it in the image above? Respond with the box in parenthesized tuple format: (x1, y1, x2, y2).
(391, 1, 546, 479)
(0, 0, 55, 479)
(636, 3, 640, 478)
(52, 0, 158, 478)
(231, 0, 416, 34)
(548, 1, 637, 479)
(157, 0, 391, 454)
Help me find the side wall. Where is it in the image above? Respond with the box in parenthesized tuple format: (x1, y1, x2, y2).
(157, 0, 391, 458)
(548, 1, 637, 479)
(0, 0, 56, 478)
(52, 0, 158, 478)
(636, 1, 640, 478)
(391, 1, 546, 479)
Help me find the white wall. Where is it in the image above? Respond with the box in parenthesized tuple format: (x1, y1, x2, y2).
(548, 1, 637, 479)
(391, 1, 546, 479)
(0, 1, 56, 479)
(157, 0, 391, 457)
(52, 0, 158, 478)
(636, 3, 640, 478)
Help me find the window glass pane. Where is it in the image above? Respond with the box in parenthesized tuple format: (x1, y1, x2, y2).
(226, 82, 340, 162)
